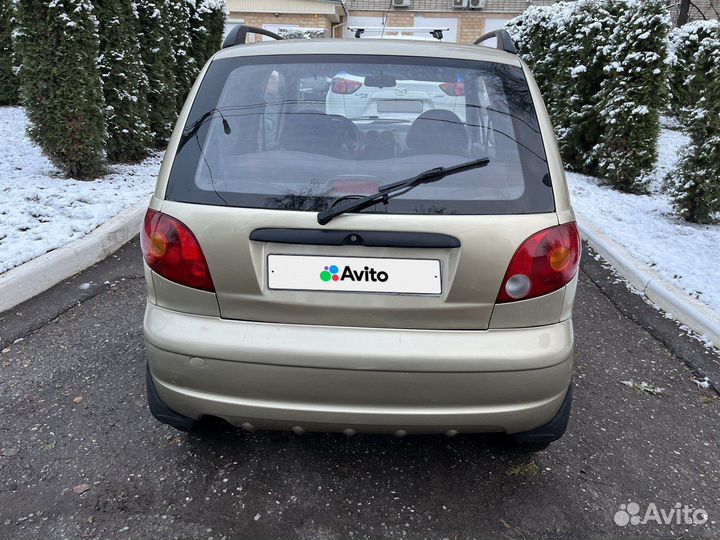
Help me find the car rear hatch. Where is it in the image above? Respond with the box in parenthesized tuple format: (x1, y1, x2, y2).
(155, 51, 561, 330)
(157, 202, 557, 329)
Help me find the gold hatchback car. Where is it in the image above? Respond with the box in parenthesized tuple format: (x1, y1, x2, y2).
(141, 27, 580, 450)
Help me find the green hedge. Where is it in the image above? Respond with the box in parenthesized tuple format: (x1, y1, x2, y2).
(189, 0, 227, 71)
(670, 23, 720, 223)
(0, 0, 18, 105)
(14, 0, 106, 178)
(166, 0, 196, 112)
(507, 0, 670, 193)
(96, 0, 151, 163)
(12, 0, 226, 177)
(136, 0, 177, 146)
(668, 20, 720, 121)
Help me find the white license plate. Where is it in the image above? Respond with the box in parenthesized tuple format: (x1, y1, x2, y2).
(267, 255, 441, 295)
(377, 100, 423, 113)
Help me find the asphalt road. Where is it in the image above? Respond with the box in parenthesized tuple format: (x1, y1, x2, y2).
(1, 239, 719, 539)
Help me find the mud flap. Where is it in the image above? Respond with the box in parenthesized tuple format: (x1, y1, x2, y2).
(146, 364, 196, 432)
(513, 383, 572, 445)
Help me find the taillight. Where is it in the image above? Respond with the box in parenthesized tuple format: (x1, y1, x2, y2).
(439, 82, 464, 96)
(496, 222, 580, 303)
(140, 209, 215, 292)
(331, 77, 363, 95)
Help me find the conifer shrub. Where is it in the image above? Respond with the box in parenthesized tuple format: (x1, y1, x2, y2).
(136, 0, 177, 145)
(14, 0, 106, 178)
(507, 0, 670, 193)
(668, 20, 720, 121)
(591, 0, 669, 193)
(189, 0, 226, 70)
(0, 0, 18, 105)
(670, 26, 720, 223)
(166, 0, 195, 111)
(96, 0, 151, 162)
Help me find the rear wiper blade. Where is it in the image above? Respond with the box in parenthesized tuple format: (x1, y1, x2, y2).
(317, 157, 490, 226)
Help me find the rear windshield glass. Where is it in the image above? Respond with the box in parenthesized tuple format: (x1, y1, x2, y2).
(165, 54, 554, 215)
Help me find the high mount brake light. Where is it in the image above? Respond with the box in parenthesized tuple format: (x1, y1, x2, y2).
(331, 77, 363, 95)
(496, 222, 580, 303)
(439, 82, 464, 96)
(140, 209, 215, 292)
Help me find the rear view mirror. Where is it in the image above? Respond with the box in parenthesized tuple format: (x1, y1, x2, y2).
(364, 75, 397, 88)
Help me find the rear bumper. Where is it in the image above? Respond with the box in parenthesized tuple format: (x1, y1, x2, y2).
(144, 302, 574, 434)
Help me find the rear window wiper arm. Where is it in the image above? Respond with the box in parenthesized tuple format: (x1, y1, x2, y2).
(317, 157, 490, 226)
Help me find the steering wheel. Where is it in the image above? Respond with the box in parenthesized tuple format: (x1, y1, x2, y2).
(328, 115, 362, 158)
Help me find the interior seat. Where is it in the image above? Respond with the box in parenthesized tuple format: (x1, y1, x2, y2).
(405, 109, 469, 156)
(279, 112, 355, 158)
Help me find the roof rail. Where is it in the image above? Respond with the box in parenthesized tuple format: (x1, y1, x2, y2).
(348, 26, 449, 40)
(222, 25, 283, 49)
(473, 29, 517, 54)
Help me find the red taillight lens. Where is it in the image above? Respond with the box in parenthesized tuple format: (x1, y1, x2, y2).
(496, 222, 580, 303)
(140, 209, 215, 292)
(439, 82, 465, 96)
(331, 77, 363, 95)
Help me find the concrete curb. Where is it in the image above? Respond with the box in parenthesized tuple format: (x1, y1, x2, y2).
(576, 210, 720, 348)
(0, 199, 148, 313)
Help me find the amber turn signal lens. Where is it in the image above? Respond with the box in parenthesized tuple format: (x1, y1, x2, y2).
(149, 234, 167, 258)
(549, 247, 571, 271)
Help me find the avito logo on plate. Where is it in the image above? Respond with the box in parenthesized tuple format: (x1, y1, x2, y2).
(268, 255, 440, 294)
(320, 263, 389, 283)
(320, 264, 340, 282)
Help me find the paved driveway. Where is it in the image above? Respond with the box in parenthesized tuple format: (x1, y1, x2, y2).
(1, 239, 719, 539)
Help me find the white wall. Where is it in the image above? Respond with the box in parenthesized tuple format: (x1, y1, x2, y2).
(481, 18, 510, 48)
(414, 16, 458, 43)
(344, 15, 384, 38)
(224, 18, 245, 39)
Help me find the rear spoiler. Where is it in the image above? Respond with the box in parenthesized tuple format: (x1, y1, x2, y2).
(222, 25, 283, 49)
(473, 29, 517, 54)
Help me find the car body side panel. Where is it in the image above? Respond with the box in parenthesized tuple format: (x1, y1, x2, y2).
(488, 285, 567, 329)
(151, 269, 220, 317)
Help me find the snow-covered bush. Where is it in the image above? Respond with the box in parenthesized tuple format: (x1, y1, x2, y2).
(670, 26, 720, 223)
(189, 0, 226, 70)
(508, 2, 609, 172)
(0, 0, 18, 105)
(96, 0, 151, 163)
(136, 0, 177, 146)
(591, 0, 669, 193)
(276, 27, 327, 40)
(507, 0, 670, 193)
(668, 20, 720, 121)
(14, 0, 106, 178)
(166, 0, 195, 111)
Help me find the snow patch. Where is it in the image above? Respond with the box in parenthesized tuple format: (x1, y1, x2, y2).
(568, 126, 719, 316)
(0, 107, 161, 274)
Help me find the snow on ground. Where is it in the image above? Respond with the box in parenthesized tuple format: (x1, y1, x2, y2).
(567, 124, 720, 315)
(0, 107, 161, 274)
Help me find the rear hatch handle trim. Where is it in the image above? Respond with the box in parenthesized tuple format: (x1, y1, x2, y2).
(249, 229, 461, 249)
